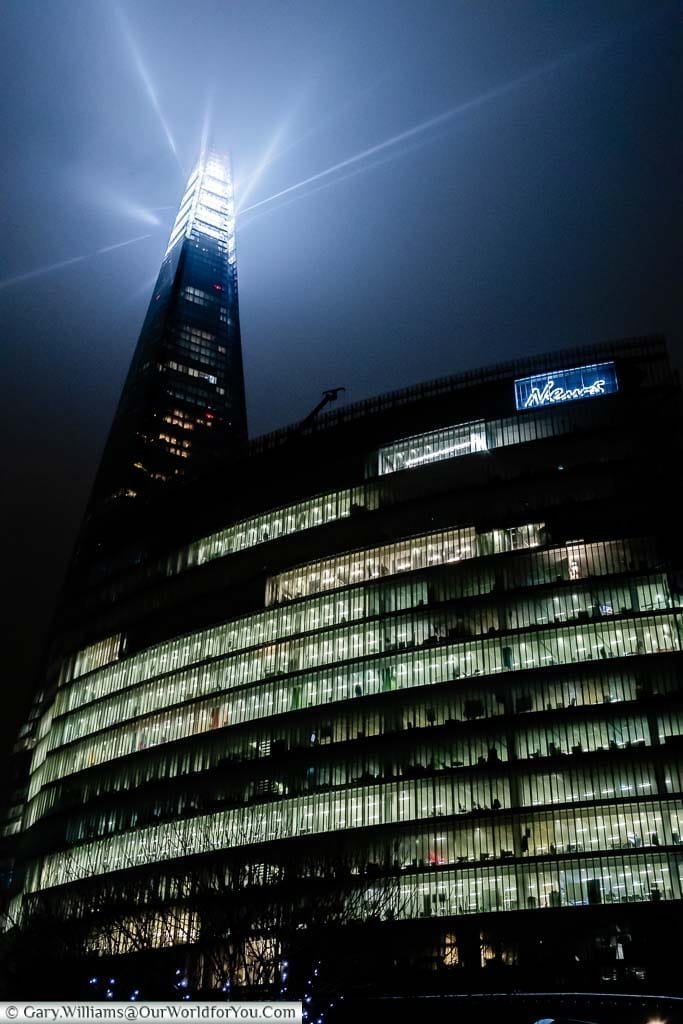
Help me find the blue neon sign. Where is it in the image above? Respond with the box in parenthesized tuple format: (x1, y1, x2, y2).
(514, 361, 618, 411)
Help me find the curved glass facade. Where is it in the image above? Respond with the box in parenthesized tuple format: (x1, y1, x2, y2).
(7, 336, 683, 991)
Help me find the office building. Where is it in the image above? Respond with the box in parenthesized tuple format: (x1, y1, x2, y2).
(5, 334, 683, 995)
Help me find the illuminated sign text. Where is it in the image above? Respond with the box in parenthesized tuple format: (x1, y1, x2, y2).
(514, 361, 618, 411)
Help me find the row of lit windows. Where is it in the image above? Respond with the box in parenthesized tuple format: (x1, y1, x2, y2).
(265, 523, 543, 605)
(164, 165, 202, 253)
(161, 360, 218, 386)
(199, 172, 233, 199)
(195, 201, 232, 229)
(169, 337, 226, 368)
(168, 485, 374, 577)
(195, 199, 230, 225)
(161, 409, 201, 431)
(176, 325, 216, 344)
(49, 575, 677, 752)
(57, 712, 676, 840)
(26, 664, 683, 828)
(81, 398, 616, 603)
(70, 378, 659, 607)
(50, 704, 664, 830)
(33, 614, 681, 801)
(22, 854, 683, 937)
(180, 286, 221, 309)
(61, 635, 123, 685)
(190, 217, 232, 246)
(101, 525, 657, 669)
(165, 206, 194, 255)
(394, 853, 680, 915)
(165, 167, 235, 254)
(28, 764, 683, 892)
(201, 170, 232, 197)
(376, 407, 594, 476)
(378, 419, 487, 472)
(29, 724, 683, 846)
(55, 535, 659, 715)
(180, 284, 232, 323)
(59, 486, 378, 687)
(65, 798, 682, 864)
(158, 434, 191, 449)
(57, 519, 537, 701)
(196, 188, 233, 219)
(32, 660, 683, 825)
(40, 536, 671, 815)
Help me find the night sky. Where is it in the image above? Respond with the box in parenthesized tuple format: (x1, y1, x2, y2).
(1, 0, 681, 769)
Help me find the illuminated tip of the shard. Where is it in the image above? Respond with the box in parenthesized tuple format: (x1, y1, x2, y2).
(163, 148, 235, 258)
